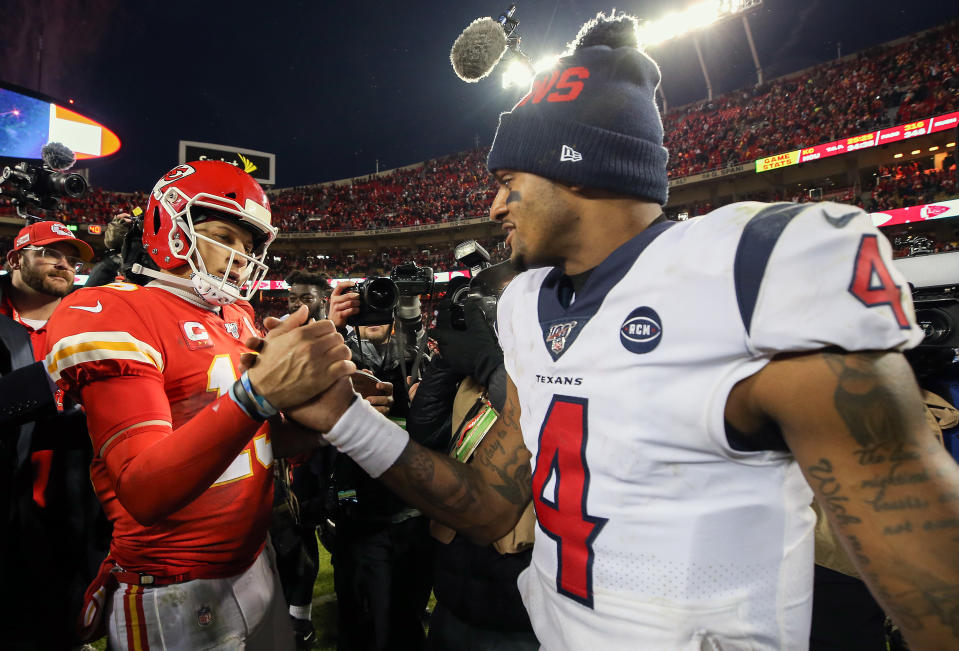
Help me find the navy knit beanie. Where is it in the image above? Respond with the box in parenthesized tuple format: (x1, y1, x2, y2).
(487, 13, 669, 205)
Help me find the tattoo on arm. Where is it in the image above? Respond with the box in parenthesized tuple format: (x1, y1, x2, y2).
(823, 352, 919, 452)
(389, 383, 531, 532)
(808, 457, 862, 526)
(813, 351, 959, 639)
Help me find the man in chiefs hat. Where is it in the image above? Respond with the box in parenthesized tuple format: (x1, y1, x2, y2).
(1, 220, 103, 650)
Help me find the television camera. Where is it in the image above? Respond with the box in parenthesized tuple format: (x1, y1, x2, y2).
(0, 142, 87, 220)
(892, 251, 959, 373)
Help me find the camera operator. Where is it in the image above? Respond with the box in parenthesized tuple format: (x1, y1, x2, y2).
(272, 269, 333, 647)
(1, 221, 109, 649)
(326, 266, 433, 650)
(408, 261, 538, 651)
(85, 212, 133, 287)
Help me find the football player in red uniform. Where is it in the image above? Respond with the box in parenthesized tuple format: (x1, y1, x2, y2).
(45, 161, 355, 650)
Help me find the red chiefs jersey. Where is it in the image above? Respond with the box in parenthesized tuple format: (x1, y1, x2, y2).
(44, 281, 273, 577)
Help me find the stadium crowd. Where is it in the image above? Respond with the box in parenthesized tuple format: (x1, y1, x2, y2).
(2, 22, 955, 237)
(266, 149, 496, 233)
(867, 161, 958, 211)
(664, 20, 959, 177)
(2, 15, 959, 651)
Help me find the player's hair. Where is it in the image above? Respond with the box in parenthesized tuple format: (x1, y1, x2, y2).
(285, 270, 332, 292)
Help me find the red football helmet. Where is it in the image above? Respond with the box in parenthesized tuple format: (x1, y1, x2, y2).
(143, 161, 277, 305)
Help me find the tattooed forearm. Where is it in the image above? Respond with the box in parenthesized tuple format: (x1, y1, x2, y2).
(782, 351, 959, 647)
(479, 440, 532, 505)
(394, 441, 483, 518)
(382, 381, 532, 541)
(880, 571, 959, 638)
(844, 534, 871, 567)
(809, 457, 862, 526)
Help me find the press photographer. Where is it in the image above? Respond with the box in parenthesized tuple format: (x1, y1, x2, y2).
(330, 260, 432, 391)
(325, 260, 435, 650)
(405, 251, 537, 650)
(84, 211, 135, 287)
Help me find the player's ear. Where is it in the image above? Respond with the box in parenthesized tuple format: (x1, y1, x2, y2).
(6, 250, 20, 270)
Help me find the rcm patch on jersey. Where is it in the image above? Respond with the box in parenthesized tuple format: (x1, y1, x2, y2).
(620, 306, 663, 354)
(180, 320, 213, 350)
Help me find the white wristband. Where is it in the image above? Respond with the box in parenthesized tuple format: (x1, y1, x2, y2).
(323, 394, 410, 478)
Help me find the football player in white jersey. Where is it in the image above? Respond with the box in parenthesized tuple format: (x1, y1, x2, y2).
(287, 13, 959, 650)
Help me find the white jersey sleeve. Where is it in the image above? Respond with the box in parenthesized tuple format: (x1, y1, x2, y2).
(495, 273, 521, 381)
(739, 201, 923, 355)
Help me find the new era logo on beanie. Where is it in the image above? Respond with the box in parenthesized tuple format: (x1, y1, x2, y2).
(560, 146, 582, 162)
(487, 13, 669, 205)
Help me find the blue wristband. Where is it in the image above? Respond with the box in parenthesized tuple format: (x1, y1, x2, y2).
(228, 380, 261, 421)
(228, 372, 278, 421)
(240, 371, 278, 419)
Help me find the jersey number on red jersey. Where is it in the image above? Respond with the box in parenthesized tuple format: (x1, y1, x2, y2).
(206, 354, 273, 485)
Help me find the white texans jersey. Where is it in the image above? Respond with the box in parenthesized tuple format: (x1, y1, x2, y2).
(496, 202, 922, 651)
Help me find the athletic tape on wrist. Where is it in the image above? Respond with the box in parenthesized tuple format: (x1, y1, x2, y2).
(324, 394, 409, 478)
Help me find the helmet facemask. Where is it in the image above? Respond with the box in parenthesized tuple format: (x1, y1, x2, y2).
(161, 187, 275, 305)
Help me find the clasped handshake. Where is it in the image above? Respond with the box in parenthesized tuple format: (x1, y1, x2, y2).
(241, 305, 393, 434)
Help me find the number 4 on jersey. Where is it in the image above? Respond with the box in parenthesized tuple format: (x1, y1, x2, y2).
(532, 396, 607, 609)
(848, 234, 911, 329)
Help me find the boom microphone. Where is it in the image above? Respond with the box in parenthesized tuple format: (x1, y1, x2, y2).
(41, 141, 77, 171)
(450, 17, 510, 82)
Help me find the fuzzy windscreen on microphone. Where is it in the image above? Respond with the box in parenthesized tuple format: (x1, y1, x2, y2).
(40, 141, 77, 171)
(568, 12, 641, 53)
(450, 17, 509, 82)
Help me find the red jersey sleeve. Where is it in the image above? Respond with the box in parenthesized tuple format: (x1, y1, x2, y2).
(45, 282, 166, 394)
(45, 283, 170, 451)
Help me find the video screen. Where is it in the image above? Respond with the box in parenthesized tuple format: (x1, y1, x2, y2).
(0, 85, 120, 160)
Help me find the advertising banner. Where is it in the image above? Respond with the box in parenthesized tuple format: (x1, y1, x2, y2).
(871, 198, 959, 228)
(179, 140, 276, 185)
(756, 110, 959, 173)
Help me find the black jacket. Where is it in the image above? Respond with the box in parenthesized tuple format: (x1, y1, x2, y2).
(0, 279, 109, 647)
(332, 329, 423, 523)
(407, 355, 533, 633)
(84, 250, 122, 288)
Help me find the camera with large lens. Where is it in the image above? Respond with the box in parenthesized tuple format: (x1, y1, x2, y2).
(346, 277, 400, 326)
(0, 143, 87, 216)
(390, 261, 433, 296)
(448, 240, 494, 330)
(912, 295, 959, 348)
(892, 252, 959, 376)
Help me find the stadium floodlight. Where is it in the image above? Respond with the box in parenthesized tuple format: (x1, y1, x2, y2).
(500, 0, 764, 104)
(637, 0, 764, 102)
(637, 0, 761, 47)
(502, 54, 561, 89)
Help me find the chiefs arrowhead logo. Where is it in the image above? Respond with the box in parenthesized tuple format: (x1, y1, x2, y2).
(920, 204, 950, 220)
